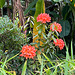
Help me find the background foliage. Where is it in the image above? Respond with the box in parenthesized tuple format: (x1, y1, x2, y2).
(0, 0, 75, 75)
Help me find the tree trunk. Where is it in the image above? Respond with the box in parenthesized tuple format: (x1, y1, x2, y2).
(16, 0, 24, 26)
(7, 0, 11, 18)
(25, 0, 29, 9)
(13, 0, 17, 21)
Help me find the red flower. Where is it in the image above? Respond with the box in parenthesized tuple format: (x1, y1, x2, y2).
(54, 39, 65, 50)
(37, 13, 51, 23)
(20, 45, 37, 59)
(50, 22, 62, 33)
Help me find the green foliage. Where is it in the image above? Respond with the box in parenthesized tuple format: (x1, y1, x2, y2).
(62, 4, 70, 19)
(0, 0, 5, 8)
(0, 53, 19, 75)
(59, 20, 71, 37)
(33, 0, 45, 47)
(34, 0, 45, 21)
(0, 16, 25, 52)
(24, 0, 38, 16)
(0, 16, 27, 74)
(0, 0, 75, 75)
(41, 31, 56, 58)
(42, 44, 75, 75)
(21, 60, 27, 75)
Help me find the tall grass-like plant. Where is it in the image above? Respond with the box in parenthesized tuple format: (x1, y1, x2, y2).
(39, 40, 75, 75)
(0, 53, 19, 75)
(21, 60, 27, 75)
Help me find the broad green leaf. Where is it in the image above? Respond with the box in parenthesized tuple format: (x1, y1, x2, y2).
(0, 0, 5, 8)
(33, 0, 45, 46)
(34, 0, 45, 21)
(59, 20, 71, 37)
(24, 0, 38, 16)
(21, 60, 27, 75)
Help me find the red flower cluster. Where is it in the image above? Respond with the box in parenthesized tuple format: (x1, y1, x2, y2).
(54, 39, 65, 50)
(50, 22, 62, 33)
(37, 13, 51, 23)
(20, 45, 37, 59)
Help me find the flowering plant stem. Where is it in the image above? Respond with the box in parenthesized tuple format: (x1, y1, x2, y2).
(21, 60, 27, 75)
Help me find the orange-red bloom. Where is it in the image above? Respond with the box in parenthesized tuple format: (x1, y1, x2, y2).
(20, 45, 37, 59)
(50, 22, 62, 33)
(37, 13, 51, 23)
(54, 39, 65, 50)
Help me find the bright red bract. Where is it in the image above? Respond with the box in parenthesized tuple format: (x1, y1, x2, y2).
(50, 22, 62, 33)
(37, 13, 51, 23)
(20, 45, 37, 59)
(54, 39, 65, 50)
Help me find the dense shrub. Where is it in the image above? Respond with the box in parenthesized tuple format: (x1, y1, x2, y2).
(0, 16, 25, 53)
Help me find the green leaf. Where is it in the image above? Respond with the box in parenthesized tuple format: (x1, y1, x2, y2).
(52, 67, 57, 75)
(24, 0, 38, 16)
(42, 33, 47, 39)
(72, 8, 75, 20)
(59, 20, 71, 37)
(42, 53, 54, 66)
(34, 0, 45, 22)
(40, 59, 43, 75)
(0, 68, 13, 75)
(33, 0, 45, 45)
(6, 53, 20, 63)
(45, 68, 52, 75)
(0, 0, 5, 8)
(21, 60, 27, 75)
(33, 34, 38, 39)
(0, 68, 7, 75)
(2, 55, 8, 69)
(37, 54, 42, 64)
(71, 40, 73, 60)
(64, 40, 70, 75)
